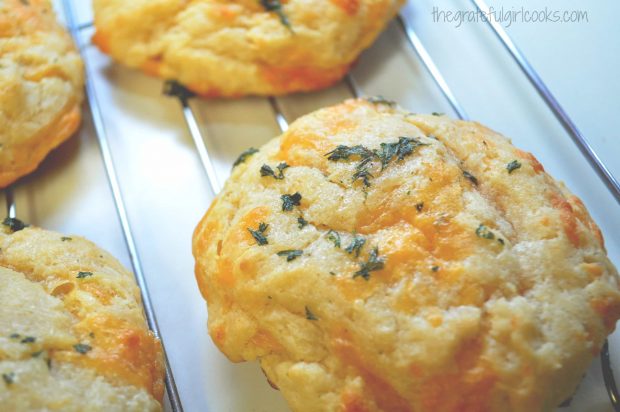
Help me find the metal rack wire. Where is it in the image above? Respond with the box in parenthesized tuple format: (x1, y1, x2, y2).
(3, 1, 618, 410)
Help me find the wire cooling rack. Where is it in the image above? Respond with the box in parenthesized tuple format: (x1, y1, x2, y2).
(4, 0, 619, 410)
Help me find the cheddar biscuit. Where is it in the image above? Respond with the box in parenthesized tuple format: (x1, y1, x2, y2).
(0, 0, 84, 188)
(92, 0, 404, 97)
(193, 98, 620, 411)
(0, 222, 163, 411)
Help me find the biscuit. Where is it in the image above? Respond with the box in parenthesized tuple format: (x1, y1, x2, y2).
(0, 221, 163, 411)
(0, 0, 84, 188)
(193, 98, 620, 411)
(92, 0, 404, 97)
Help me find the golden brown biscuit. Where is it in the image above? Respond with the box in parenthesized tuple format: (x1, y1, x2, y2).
(0, 0, 84, 188)
(92, 0, 404, 97)
(193, 98, 620, 411)
(0, 221, 163, 411)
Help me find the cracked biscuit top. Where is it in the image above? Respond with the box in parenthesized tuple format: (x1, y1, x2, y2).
(0, 0, 83, 188)
(193, 98, 620, 412)
(93, 0, 404, 97)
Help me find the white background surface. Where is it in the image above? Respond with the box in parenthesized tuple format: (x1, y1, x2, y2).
(7, 0, 619, 411)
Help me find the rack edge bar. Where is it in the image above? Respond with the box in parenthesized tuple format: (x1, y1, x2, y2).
(396, 15, 469, 121)
(470, 0, 620, 205)
(60, 1, 184, 411)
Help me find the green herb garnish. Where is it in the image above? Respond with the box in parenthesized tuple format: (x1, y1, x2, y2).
(366, 96, 396, 107)
(248, 222, 269, 245)
(277, 249, 303, 262)
(233, 147, 259, 168)
(61, 236, 72, 242)
(345, 235, 366, 257)
(9, 333, 20, 339)
(260, 162, 289, 180)
(352, 162, 374, 187)
(2, 372, 14, 385)
(326, 138, 426, 187)
(305, 306, 318, 321)
(376, 137, 427, 170)
(281, 192, 302, 211)
(326, 230, 341, 248)
(506, 160, 522, 174)
(20, 336, 35, 344)
(475, 224, 495, 240)
(354, 247, 385, 280)
(432, 112, 444, 116)
(76, 271, 93, 279)
(162, 80, 195, 102)
(431, 266, 439, 272)
(326, 145, 374, 162)
(73, 343, 92, 355)
(2, 217, 28, 232)
(259, 0, 292, 31)
(463, 171, 478, 186)
(297, 216, 308, 229)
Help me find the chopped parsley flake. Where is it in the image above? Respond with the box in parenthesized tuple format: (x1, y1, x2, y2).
(326, 145, 374, 162)
(73, 343, 92, 355)
(76, 271, 93, 279)
(277, 249, 303, 262)
(233, 147, 259, 168)
(326, 230, 341, 248)
(260, 162, 289, 180)
(305, 306, 318, 321)
(506, 160, 522, 174)
(354, 247, 385, 280)
(9, 333, 20, 339)
(297, 216, 308, 229)
(431, 266, 439, 272)
(325, 138, 426, 187)
(345, 235, 366, 257)
(376, 137, 427, 170)
(248, 222, 269, 245)
(2, 372, 14, 385)
(463, 171, 478, 185)
(20, 336, 35, 344)
(2, 217, 28, 232)
(352, 161, 374, 187)
(475, 224, 495, 240)
(281, 192, 302, 211)
(365, 96, 396, 107)
(259, 0, 292, 31)
(162, 80, 195, 101)
(432, 112, 444, 116)
(61, 236, 72, 242)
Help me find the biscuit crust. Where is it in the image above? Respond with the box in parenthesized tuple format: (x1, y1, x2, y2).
(92, 0, 404, 97)
(0, 225, 163, 411)
(193, 99, 620, 411)
(0, 0, 84, 188)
